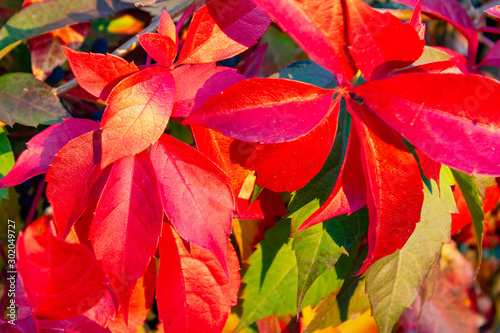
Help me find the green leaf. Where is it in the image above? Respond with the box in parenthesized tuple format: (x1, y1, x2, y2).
(0, 73, 70, 126)
(292, 207, 368, 315)
(287, 105, 350, 236)
(304, 246, 369, 332)
(270, 60, 338, 89)
(365, 166, 456, 333)
(0, 127, 14, 200)
(237, 219, 350, 330)
(0, 0, 133, 58)
(451, 169, 485, 266)
(304, 276, 370, 332)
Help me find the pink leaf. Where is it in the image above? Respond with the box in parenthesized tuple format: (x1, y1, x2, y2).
(352, 73, 500, 175)
(89, 150, 162, 322)
(184, 78, 336, 143)
(17, 216, 108, 320)
(63, 48, 139, 100)
(250, 0, 356, 83)
(486, 6, 500, 19)
(478, 40, 500, 68)
(150, 134, 234, 277)
(101, 66, 175, 167)
(176, 0, 271, 64)
(156, 222, 240, 333)
(171, 64, 245, 118)
(0, 118, 98, 188)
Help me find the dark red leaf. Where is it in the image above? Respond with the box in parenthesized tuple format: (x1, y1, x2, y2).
(478, 40, 500, 68)
(45, 130, 103, 238)
(236, 189, 286, 219)
(63, 48, 139, 100)
(298, 120, 367, 231)
(184, 78, 336, 143)
(101, 66, 175, 167)
(150, 134, 234, 277)
(250, 0, 356, 83)
(156, 222, 240, 333)
(416, 148, 441, 186)
(0, 118, 98, 188)
(89, 150, 163, 321)
(176, 0, 271, 64)
(137, 33, 176, 67)
(171, 64, 245, 118)
(352, 73, 500, 175)
(346, 0, 424, 80)
(17, 216, 108, 320)
(244, 96, 340, 192)
(347, 98, 423, 273)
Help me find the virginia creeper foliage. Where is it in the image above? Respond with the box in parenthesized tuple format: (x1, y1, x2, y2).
(2, 0, 500, 331)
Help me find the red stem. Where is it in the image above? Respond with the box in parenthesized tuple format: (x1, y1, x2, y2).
(25, 179, 46, 229)
(479, 26, 500, 35)
(176, 4, 197, 34)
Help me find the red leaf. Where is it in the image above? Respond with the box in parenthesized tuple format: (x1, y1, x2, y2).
(45, 130, 103, 238)
(89, 150, 163, 321)
(15, 276, 117, 333)
(171, 64, 245, 118)
(244, 97, 340, 192)
(393, 0, 478, 62)
(298, 121, 367, 232)
(346, 0, 424, 80)
(250, 0, 356, 83)
(156, 222, 240, 333)
(352, 73, 500, 175)
(137, 33, 176, 67)
(410, 0, 425, 40)
(176, 0, 271, 64)
(191, 125, 256, 200)
(101, 66, 175, 167)
(63, 48, 139, 100)
(0, 118, 98, 188)
(393, 60, 467, 75)
(486, 6, 500, 19)
(347, 99, 423, 273)
(107, 259, 156, 333)
(416, 149, 441, 186)
(236, 189, 286, 219)
(184, 78, 336, 143)
(150, 134, 234, 276)
(17, 216, 108, 320)
(158, 10, 177, 44)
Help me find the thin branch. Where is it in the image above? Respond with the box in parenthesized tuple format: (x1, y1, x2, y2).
(55, 0, 198, 96)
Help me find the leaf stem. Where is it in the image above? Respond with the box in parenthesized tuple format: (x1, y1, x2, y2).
(55, 0, 199, 96)
(24, 178, 46, 229)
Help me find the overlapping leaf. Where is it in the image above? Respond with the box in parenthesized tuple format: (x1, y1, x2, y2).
(156, 223, 240, 333)
(0, 118, 98, 188)
(176, 0, 271, 64)
(185, 78, 336, 143)
(17, 216, 108, 320)
(352, 73, 500, 175)
(90, 150, 162, 320)
(63, 48, 139, 100)
(100, 66, 175, 167)
(365, 167, 455, 333)
(150, 134, 234, 276)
